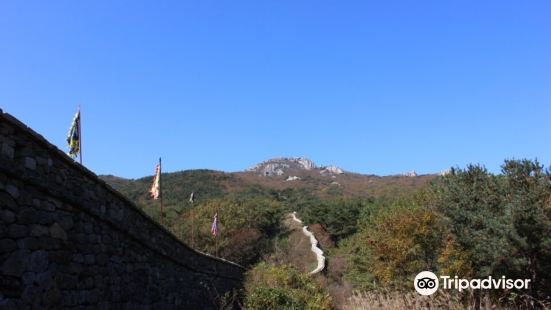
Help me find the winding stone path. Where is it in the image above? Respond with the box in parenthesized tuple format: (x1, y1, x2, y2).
(290, 212, 326, 274)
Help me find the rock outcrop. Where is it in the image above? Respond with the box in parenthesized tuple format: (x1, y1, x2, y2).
(285, 176, 301, 182)
(248, 157, 317, 176)
(320, 165, 344, 175)
(401, 171, 417, 177)
(248, 157, 345, 177)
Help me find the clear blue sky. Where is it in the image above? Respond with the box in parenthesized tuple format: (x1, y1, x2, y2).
(1, 1, 549, 178)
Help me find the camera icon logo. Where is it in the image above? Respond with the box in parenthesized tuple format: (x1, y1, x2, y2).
(414, 271, 439, 295)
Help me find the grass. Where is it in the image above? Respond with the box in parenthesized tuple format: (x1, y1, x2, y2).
(343, 290, 466, 310)
(342, 290, 551, 310)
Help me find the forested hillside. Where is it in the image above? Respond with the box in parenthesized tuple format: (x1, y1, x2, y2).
(101, 159, 551, 309)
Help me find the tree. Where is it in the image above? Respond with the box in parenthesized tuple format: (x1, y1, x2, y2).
(502, 159, 551, 307)
(363, 205, 443, 287)
(341, 199, 444, 289)
(431, 165, 510, 309)
(301, 199, 367, 242)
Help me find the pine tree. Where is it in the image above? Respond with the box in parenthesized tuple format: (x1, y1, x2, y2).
(432, 165, 510, 309)
(502, 159, 551, 308)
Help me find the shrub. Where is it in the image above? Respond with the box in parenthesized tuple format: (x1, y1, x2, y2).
(244, 262, 332, 310)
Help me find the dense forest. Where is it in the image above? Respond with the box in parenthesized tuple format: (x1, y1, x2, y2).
(103, 159, 551, 309)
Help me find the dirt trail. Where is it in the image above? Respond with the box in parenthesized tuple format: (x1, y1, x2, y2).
(289, 212, 326, 274)
(280, 213, 318, 273)
(284, 213, 352, 309)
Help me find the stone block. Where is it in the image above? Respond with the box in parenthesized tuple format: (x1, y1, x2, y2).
(24, 157, 36, 170)
(49, 250, 71, 264)
(38, 237, 61, 250)
(82, 276, 95, 289)
(5, 184, 19, 199)
(41, 280, 61, 308)
(73, 254, 84, 263)
(0, 274, 23, 299)
(83, 223, 93, 234)
(66, 262, 83, 274)
(0, 222, 6, 237)
(1, 250, 30, 277)
(30, 225, 49, 237)
(28, 250, 48, 272)
(37, 211, 54, 225)
(8, 224, 28, 239)
(0, 209, 16, 224)
(21, 285, 40, 306)
(75, 233, 86, 243)
(47, 198, 61, 209)
(57, 273, 77, 289)
(87, 234, 98, 244)
(41, 201, 55, 212)
(0, 239, 17, 253)
(1, 142, 14, 160)
(49, 223, 67, 241)
(84, 254, 95, 265)
(100, 234, 112, 245)
(16, 208, 39, 225)
(17, 238, 41, 250)
(58, 215, 74, 230)
(97, 253, 108, 266)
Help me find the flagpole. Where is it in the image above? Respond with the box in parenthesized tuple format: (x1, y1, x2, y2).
(78, 105, 82, 165)
(215, 204, 219, 257)
(191, 201, 195, 248)
(159, 157, 163, 226)
(188, 192, 196, 249)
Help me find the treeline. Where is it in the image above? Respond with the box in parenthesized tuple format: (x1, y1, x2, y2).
(324, 159, 551, 309)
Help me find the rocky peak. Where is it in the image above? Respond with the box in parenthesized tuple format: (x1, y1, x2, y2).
(247, 157, 347, 177)
(247, 157, 317, 176)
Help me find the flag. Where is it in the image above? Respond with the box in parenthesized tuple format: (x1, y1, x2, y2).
(189, 192, 195, 203)
(211, 213, 218, 237)
(150, 164, 161, 199)
(67, 110, 80, 158)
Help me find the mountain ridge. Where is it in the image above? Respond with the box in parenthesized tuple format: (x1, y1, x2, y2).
(99, 157, 439, 209)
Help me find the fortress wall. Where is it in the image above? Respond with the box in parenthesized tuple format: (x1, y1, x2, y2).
(0, 110, 243, 309)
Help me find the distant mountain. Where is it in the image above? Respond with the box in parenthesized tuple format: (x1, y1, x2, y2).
(100, 158, 439, 207)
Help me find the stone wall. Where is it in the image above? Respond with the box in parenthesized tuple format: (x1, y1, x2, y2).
(0, 110, 244, 309)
